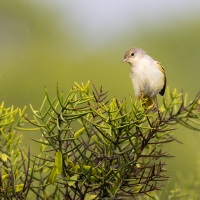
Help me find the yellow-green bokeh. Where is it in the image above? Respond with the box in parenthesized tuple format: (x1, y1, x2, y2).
(0, 0, 200, 194)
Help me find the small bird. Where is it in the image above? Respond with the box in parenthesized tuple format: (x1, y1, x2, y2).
(123, 48, 166, 108)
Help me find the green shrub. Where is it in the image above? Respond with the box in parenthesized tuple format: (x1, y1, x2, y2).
(28, 82, 200, 199)
(0, 82, 199, 199)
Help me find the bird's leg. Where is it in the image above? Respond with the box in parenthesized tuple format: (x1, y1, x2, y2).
(150, 96, 163, 117)
(151, 101, 157, 110)
(139, 93, 144, 100)
(151, 96, 158, 109)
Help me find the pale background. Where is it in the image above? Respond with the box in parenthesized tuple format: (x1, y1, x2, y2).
(0, 0, 200, 193)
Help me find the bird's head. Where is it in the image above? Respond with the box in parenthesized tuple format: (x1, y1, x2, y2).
(123, 48, 147, 66)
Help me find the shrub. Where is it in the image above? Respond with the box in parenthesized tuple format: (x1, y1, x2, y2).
(0, 82, 199, 199)
(28, 82, 200, 199)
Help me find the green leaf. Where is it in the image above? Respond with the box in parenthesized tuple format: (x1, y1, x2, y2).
(48, 167, 57, 184)
(65, 156, 80, 172)
(55, 150, 63, 174)
(1, 153, 8, 162)
(82, 165, 100, 174)
(133, 184, 142, 193)
(15, 184, 24, 192)
(74, 127, 85, 138)
(84, 193, 98, 200)
(2, 174, 8, 181)
(67, 174, 78, 186)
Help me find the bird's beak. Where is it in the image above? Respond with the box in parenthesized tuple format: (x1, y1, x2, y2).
(122, 58, 127, 63)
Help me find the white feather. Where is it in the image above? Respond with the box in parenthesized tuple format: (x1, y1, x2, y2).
(130, 55, 165, 97)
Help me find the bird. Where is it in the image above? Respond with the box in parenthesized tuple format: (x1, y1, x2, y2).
(123, 48, 166, 108)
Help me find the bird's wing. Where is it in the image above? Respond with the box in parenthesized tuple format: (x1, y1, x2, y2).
(157, 62, 166, 96)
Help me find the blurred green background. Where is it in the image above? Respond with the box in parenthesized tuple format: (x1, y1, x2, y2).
(0, 0, 200, 194)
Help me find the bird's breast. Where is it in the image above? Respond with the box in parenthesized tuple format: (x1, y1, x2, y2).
(130, 63, 164, 97)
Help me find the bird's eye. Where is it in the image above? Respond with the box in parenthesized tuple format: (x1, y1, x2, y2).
(131, 52, 134, 56)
